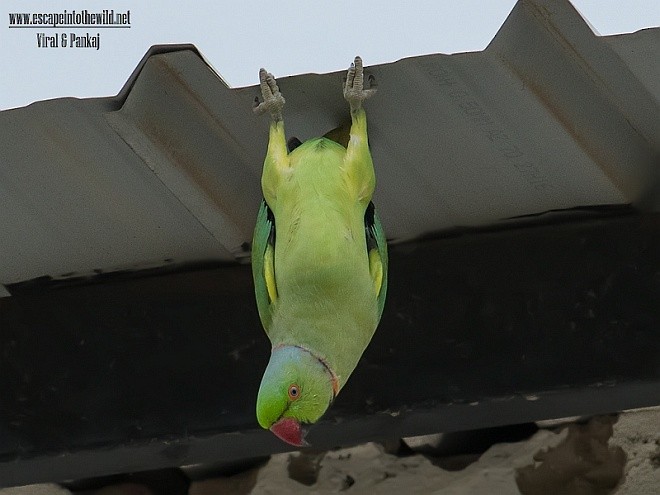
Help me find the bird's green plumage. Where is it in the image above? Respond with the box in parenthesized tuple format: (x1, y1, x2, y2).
(365, 201, 389, 319)
(255, 345, 335, 429)
(252, 200, 276, 331)
(252, 65, 386, 437)
(252, 114, 386, 381)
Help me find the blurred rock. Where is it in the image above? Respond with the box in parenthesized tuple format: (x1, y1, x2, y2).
(188, 467, 260, 495)
(0, 485, 71, 495)
(286, 451, 325, 486)
(610, 406, 660, 495)
(516, 415, 626, 495)
(249, 430, 566, 494)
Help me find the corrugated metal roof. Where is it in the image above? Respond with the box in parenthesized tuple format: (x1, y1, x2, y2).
(1, 0, 658, 289)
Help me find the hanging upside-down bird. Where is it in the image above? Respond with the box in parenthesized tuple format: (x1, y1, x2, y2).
(251, 56, 387, 447)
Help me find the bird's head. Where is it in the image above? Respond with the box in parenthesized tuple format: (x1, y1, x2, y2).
(256, 345, 338, 447)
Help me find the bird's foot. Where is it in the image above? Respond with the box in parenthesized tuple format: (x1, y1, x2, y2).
(343, 56, 376, 113)
(253, 69, 286, 121)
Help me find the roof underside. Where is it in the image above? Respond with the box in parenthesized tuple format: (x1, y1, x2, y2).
(1, 0, 658, 288)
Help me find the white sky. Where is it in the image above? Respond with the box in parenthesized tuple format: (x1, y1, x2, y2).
(0, 0, 658, 110)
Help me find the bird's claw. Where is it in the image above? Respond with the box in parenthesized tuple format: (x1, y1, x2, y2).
(254, 68, 285, 121)
(343, 56, 377, 113)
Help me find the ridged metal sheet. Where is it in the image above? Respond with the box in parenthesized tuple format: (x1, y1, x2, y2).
(1, 0, 658, 288)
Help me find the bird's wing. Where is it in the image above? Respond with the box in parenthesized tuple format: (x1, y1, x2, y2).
(365, 201, 388, 319)
(252, 200, 277, 332)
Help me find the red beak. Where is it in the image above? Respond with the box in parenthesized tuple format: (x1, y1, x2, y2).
(270, 417, 308, 447)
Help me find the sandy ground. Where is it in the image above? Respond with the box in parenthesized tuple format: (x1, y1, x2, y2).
(2, 407, 658, 494)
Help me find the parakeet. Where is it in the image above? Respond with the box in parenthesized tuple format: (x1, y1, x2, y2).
(251, 56, 387, 447)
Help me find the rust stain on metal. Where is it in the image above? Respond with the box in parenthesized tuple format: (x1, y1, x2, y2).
(136, 114, 250, 240)
(153, 54, 248, 162)
(41, 111, 88, 167)
(500, 56, 634, 200)
(129, 54, 256, 242)
(521, 0, 652, 144)
(523, 0, 610, 90)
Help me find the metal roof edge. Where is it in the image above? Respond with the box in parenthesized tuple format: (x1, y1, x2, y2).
(489, 0, 659, 150)
(2, 2, 658, 289)
(485, 0, 658, 203)
(113, 43, 208, 108)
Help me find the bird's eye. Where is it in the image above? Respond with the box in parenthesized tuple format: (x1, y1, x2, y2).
(288, 384, 300, 400)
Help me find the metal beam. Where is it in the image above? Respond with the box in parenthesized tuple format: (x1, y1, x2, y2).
(1, 211, 659, 487)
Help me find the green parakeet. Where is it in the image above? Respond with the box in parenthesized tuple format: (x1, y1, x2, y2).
(251, 56, 387, 446)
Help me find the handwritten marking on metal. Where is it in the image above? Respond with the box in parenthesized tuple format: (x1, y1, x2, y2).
(422, 61, 551, 192)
